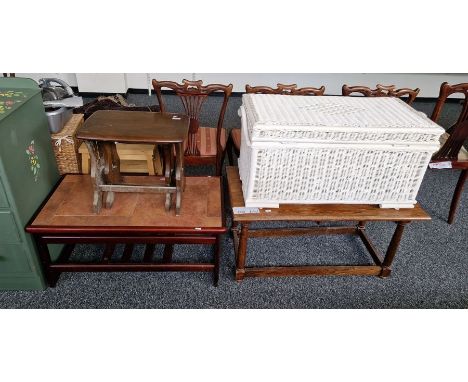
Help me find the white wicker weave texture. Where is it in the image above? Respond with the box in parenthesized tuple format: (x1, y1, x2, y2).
(238, 95, 445, 209)
(243, 94, 443, 143)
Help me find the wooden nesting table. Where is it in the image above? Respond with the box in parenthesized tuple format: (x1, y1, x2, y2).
(26, 175, 226, 286)
(76, 110, 189, 215)
(226, 167, 431, 281)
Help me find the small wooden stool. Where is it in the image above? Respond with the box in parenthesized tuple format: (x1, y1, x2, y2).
(79, 142, 163, 175)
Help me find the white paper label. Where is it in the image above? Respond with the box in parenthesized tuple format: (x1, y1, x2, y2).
(429, 161, 452, 169)
(233, 207, 260, 214)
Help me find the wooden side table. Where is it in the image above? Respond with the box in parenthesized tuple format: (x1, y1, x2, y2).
(26, 174, 226, 286)
(226, 167, 431, 281)
(76, 110, 189, 215)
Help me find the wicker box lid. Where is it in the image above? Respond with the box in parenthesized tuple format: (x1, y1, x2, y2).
(241, 94, 444, 145)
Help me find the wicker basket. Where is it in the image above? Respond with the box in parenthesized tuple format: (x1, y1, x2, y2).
(50, 114, 84, 174)
(238, 95, 444, 209)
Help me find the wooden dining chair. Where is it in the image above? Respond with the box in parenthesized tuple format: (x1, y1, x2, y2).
(342, 84, 420, 104)
(429, 82, 468, 224)
(152, 79, 233, 176)
(227, 83, 326, 164)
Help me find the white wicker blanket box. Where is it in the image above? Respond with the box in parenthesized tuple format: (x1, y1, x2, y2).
(238, 95, 444, 209)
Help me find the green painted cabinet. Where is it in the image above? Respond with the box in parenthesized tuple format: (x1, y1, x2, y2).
(0, 77, 61, 290)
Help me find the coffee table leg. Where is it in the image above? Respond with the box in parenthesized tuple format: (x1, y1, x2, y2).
(175, 142, 183, 215)
(214, 235, 221, 286)
(103, 142, 122, 209)
(176, 141, 186, 191)
(235, 223, 249, 281)
(380, 221, 410, 277)
(163, 244, 174, 262)
(163, 144, 172, 211)
(34, 236, 59, 287)
(85, 141, 105, 213)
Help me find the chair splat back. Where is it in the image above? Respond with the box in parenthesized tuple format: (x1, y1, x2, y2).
(430, 82, 468, 129)
(152, 79, 233, 157)
(342, 84, 420, 104)
(430, 83, 468, 161)
(226, 82, 325, 166)
(433, 120, 468, 161)
(152, 79, 233, 175)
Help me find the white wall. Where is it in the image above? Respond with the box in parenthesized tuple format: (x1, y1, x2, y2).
(16, 73, 78, 87)
(196, 73, 468, 98)
(75, 74, 127, 93)
(14, 73, 468, 98)
(129, 73, 468, 98)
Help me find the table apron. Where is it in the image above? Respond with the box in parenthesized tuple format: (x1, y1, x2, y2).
(40, 235, 217, 245)
(240, 226, 358, 238)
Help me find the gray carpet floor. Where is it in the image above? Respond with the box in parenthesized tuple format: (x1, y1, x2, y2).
(0, 94, 466, 308)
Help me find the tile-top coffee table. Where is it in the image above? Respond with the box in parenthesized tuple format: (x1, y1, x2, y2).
(76, 110, 189, 215)
(26, 175, 226, 286)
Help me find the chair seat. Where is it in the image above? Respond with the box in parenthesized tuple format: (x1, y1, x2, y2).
(230, 128, 241, 151)
(183, 127, 227, 156)
(436, 132, 468, 161)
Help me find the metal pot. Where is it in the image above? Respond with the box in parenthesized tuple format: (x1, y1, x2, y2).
(45, 107, 72, 134)
(39, 78, 82, 134)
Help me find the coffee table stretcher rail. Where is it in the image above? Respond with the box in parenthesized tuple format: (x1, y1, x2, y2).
(33, 237, 220, 287)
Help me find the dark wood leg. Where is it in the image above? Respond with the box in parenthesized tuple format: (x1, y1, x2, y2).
(121, 244, 134, 262)
(213, 235, 221, 286)
(448, 169, 467, 224)
(163, 145, 172, 212)
(57, 244, 75, 263)
(175, 143, 183, 215)
(105, 192, 114, 210)
(102, 142, 121, 209)
(235, 223, 249, 281)
(234, 145, 240, 160)
(102, 244, 116, 263)
(216, 142, 225, 177)
(226, 133, 234, 166)
(85, 141, 105, 213)
(380, 221, 409, 277)
(34, 236, 60, 287)
(143, 244, 155, 262)
(162, 244, 174, 263)
(178, 142, 186, 191)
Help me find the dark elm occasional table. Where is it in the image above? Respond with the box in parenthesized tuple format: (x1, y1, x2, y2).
(226, 167, 431, 281)
(76, 110, 189, 215)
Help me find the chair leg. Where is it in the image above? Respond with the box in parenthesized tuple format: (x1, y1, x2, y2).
(448, 169, 467, 224)
(226, 133, 234, 166)
(234, 145, 240, 162)
(216, 151, 223, 177)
